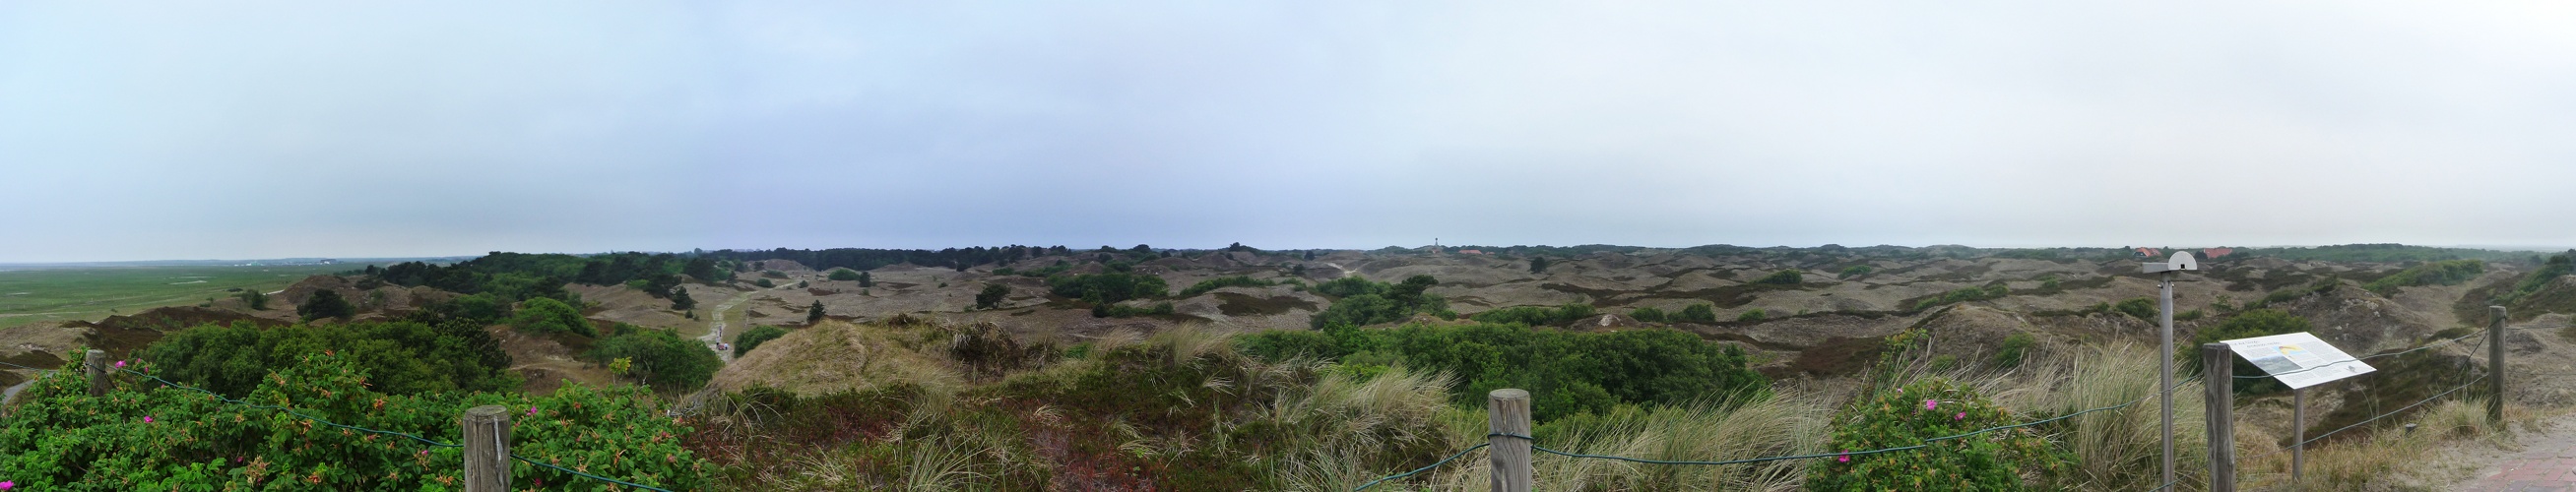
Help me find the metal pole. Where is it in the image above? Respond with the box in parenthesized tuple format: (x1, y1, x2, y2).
(1488, 389, 1532, 492)
(2490, 306, 2507, 427)
(2205, 342, 2236, 492)
(463, 404, 512, 492)
(2160, 271, 2176, 487)
(2292, 387, 2304, 487)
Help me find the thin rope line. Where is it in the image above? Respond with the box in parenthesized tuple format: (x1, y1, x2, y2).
(513, 454, 677, 491)
(1495, 389, 2163, 467)
(2243, 373, 2486, 461)
(1349, 443, 1490, 491)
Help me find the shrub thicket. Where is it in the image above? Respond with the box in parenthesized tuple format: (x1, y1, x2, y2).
(1630, 306, 1668, 323)
(0, 353, 704, 490)
(2364, 260, 2485, 294)
(1910, 283, 2009, 311)
(826, 268, 862, 281)
(1048, 271, 1168, 305)
(1241, 323, 1768, 420)
(1753, 269, 1804, 285)
(508, 297, 595, 337)
(587, 326, 722, 393)
(1737, 309, 1769, 322)
(1309, 276, 1449, 329)
(1469, 303, 1596, 327)
(143, 321, 519, 398)
(1675, 303, 1718, 324)
(297, 289, 354, 322)
(734, 326, 789, 357)
(1179, 276, 1275, 297)
(975, 283, 1010, 309)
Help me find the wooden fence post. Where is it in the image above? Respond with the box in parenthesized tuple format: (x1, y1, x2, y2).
(2204, 342, 2235, 492)
(463, 404, 512, 492)
(85, 349, 107, 397)
(1488, 389, 1532, 492)
(2490, 306, 2507, 427)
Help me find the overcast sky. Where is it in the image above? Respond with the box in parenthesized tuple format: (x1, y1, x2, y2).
(6, 2, 2575, 262)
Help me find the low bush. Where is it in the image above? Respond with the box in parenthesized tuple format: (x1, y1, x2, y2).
(1630, 306, 1668, 323)
(1179, 276, 1275, 297)
(1469, 303, 1596, 327)
(826, 268, 863, 281)
(1806, 377, 2068, 490)
(508, 297, 595, 337)
(1674, 303, 1718, 324)
(1753, 270, 1804, 285)
(1241, 323, 1768, 420)
(144, 321, 519, 398)
(1909, 283, 2009, 311)
(1736, 309, 1768, 323)
(2363, 260, 2484, 294)
(587, 326, 722, 393)
(1048, 272, 1168, 305)
(735, 326, 789, 357)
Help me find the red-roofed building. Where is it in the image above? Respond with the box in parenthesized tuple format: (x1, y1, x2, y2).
(2134, 247, 2161, 258)
(2203, 247, 2234, 259)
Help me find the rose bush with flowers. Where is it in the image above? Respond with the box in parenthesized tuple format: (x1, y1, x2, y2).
(1805, 377, 2070, 490)
(0, 351, 706, 490)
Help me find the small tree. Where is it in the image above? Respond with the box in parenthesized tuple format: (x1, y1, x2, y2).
(237, 288, 270, 311)
(828, 269, 862, 281)
(735, 326, 790, 357)
(1530, 257, 1551, 274)
(670, 286, 696, 311)
(976, 283, 1010, 310)
(1676, 303, 1718, 324)
(297, 289, 355, 322)
(1754, 269, 1804, 285)
(859, 271, 873, 288)
(806, 300, 825, 324)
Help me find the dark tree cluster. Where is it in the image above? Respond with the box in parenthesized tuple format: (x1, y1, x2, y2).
(702, 246, 1063, 275)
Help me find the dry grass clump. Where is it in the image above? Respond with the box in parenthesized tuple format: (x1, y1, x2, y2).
(2234, 398, 2542, 491)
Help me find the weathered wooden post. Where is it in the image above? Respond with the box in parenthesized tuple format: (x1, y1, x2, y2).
(1488, 389, 1532, 492)
(85, 349, 107, 397)
(2490, 306, 2507, 427)
(2204, 342, 2235, 492)
(463, 405, 512, 492)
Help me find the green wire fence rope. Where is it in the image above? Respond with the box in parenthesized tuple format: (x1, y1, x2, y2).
(1353, 385, 2171, 490)
(515, 455, 677, 492)
(2242, 372, 2488, 461)
(1349, 443, 1491, 491)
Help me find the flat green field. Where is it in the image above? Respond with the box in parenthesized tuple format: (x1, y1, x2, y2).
(0, 264, 354, 329)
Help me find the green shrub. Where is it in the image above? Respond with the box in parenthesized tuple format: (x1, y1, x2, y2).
(1807, 378, 2068, 490)
(1992, 333, 2035, 369)
(235, 289, 269, 310)
(587, 326, 722, 393)
(735, 326, 790, 357)
(508, 297, 595, 337)
(1093, 302, 1178, 318)
(1909, 283, 2009, 311)
(827, 268, 863, 281)
(1048, 272, 1169, 305)
(297, 289, 355, 322)
(2113, 297, 2157, 322)
(0, 353, 705, 490)
(1469, 303, 1597, 326)
(975, 283, 1010, 309)
(144, 321, 520, 398)
(1736, 309, 1768, 323)
(1630, 307, 1669, 323)
(754, 277, 774, 288)
(1675, 303, 1718, 324)
(2364, 260, 2485, 294)
(1308, 276, 1445, 329)
(1753, 270, 1804, 285)
(1837, 265, 1874, 278)
(1178, 276, 1274, 297)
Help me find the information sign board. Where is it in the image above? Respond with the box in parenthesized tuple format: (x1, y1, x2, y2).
(2220, 332, 2373, 390)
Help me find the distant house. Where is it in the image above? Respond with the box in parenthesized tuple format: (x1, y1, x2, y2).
(1458, 249, 1485, 255)
(2203, 247, 2234, 259)
(2133, 247, 2161, 258)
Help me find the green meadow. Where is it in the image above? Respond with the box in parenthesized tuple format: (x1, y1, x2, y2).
(0, 264, 355, 329)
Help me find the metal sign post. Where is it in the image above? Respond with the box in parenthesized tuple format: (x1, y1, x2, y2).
(2142, 251, 2199, 488)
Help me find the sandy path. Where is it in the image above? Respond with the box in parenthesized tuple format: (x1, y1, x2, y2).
(699, 281, 793, 363)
